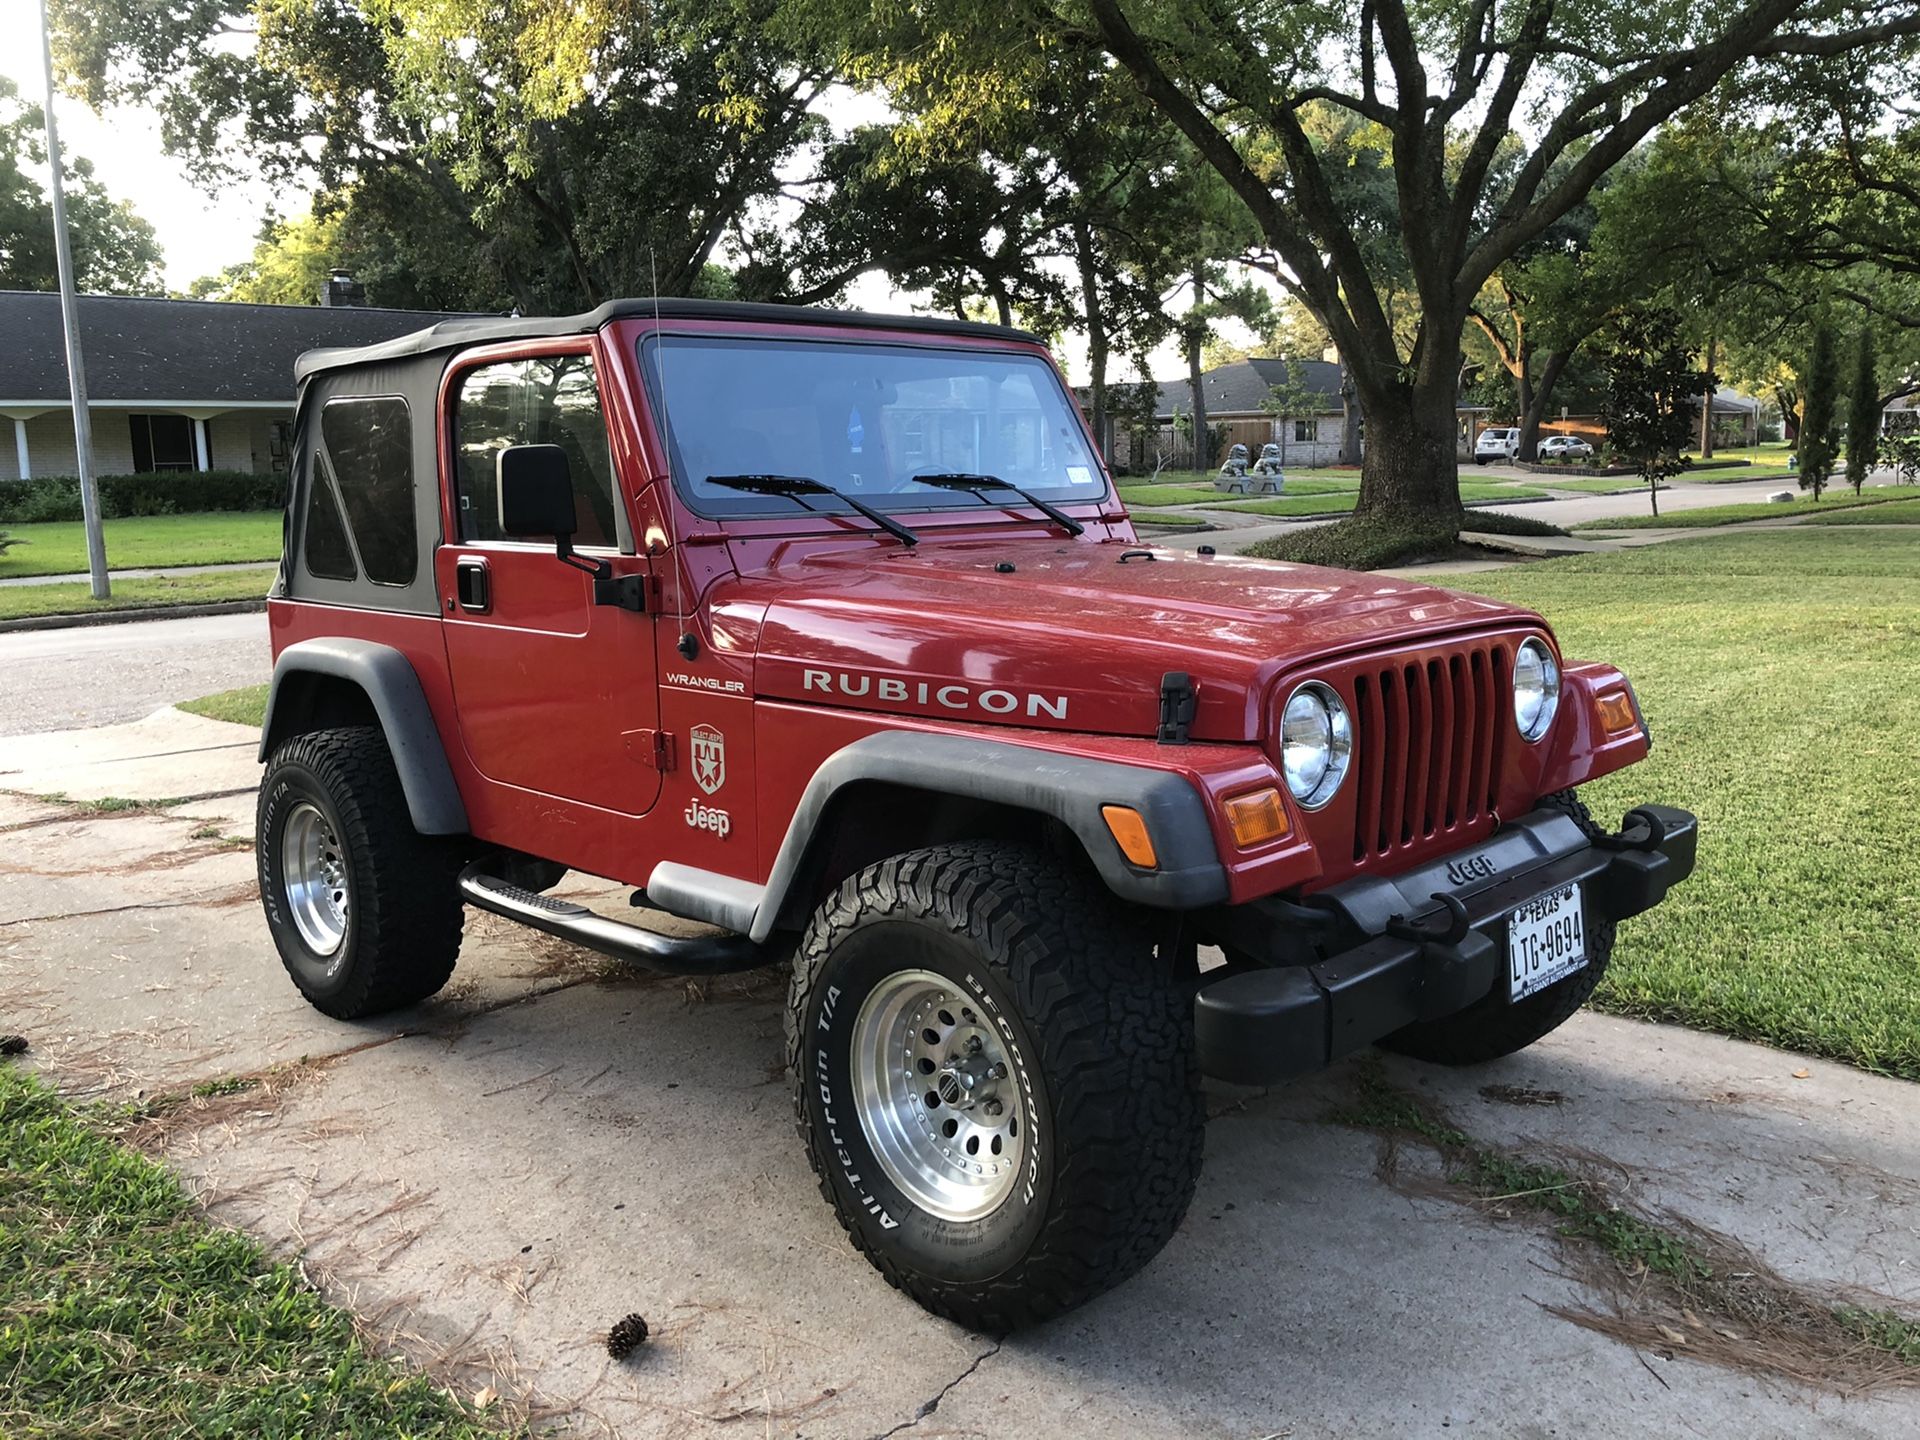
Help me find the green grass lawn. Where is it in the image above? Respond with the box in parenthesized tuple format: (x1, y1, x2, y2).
(0, 511, 281, 579)
(1573, 490, 1907, 531)
(1451, 530, 1920, 1081)
(1801, 495, 1920, 523)
(1118, 477, 1356, 507)
(0, 1063, 499, 1437)
(179, 682, 271, 727)
(0, 569, 270, 622)
(1127, 509, 1213, 529)
(1217, 481, 1548, 518)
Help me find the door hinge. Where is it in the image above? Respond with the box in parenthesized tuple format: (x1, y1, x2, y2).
(593, 573, 658, 613)
(625, 728, 675, 771)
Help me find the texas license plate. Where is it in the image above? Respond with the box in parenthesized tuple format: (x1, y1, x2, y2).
(1507, 882, 1586, 1000)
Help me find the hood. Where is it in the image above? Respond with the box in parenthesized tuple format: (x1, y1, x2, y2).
(739, 538, 1538, 741)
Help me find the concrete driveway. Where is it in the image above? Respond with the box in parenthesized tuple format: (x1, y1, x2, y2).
(4, 711, 1918, 1437)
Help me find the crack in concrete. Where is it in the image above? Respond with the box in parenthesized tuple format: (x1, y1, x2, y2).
(0, 886, 260, 928)
(870, 1340, 1002, 1439)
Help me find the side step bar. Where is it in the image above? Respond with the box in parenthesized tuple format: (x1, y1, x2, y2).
(458, 865, 770, 975)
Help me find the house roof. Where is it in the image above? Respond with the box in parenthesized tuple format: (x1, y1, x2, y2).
(293, 297, 1039, 380)
(0, 290, 463, 406)
(1153, 357, 1344, 420)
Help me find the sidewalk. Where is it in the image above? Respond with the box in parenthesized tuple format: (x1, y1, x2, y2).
(3, 709, 1916, 1436)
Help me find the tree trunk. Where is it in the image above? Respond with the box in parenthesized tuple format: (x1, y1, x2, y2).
(1698, 332, 1718, 459)
(1517, 349, 1573, 461)
(1073, 220, 1110, 462)
(1340, 363, 1361, 464)
(1187, 264, 1210, 470)
(1352, 354, 1468, 532)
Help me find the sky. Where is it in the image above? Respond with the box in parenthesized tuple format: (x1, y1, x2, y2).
(0, 5, 290, 291)
(0, 8, 1257, 385)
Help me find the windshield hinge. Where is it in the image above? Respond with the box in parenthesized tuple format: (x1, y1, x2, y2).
(1157, 671, 1196, 745)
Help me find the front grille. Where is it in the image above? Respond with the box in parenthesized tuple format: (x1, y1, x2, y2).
(1349, 643, 1510, 863)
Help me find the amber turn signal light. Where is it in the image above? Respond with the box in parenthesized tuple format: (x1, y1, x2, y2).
(1224, 787, 1291, 849)
(1101, 805, 1159, 868)
(1596, 689, 1639, 735)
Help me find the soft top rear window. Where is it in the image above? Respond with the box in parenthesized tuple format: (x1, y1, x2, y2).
(638, 335, 1108, 518)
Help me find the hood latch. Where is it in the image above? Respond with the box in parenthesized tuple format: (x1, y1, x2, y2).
(1157, 671, 1196, 745)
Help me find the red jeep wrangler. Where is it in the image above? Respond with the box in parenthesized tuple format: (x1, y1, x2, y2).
(256, 300, 1696, 1330)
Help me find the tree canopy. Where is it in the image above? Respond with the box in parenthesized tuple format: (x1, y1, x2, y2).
(0, 77, 163, 295)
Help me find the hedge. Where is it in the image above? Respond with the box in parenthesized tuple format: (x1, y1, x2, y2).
(0, 470, 287, 524)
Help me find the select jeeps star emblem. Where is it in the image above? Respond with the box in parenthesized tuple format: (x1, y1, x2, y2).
(690, 724, 725, 795)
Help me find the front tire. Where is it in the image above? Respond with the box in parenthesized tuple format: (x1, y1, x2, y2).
(786, 842, 1204, 1331)
(257, 726, 464, 1019)
(1380, 789, 1616, 1065)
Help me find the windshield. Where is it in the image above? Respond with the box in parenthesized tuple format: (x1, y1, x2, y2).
(638, 335, 1108, 518)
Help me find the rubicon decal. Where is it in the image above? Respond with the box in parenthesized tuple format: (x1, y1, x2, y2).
(690, 724, 726, 795)
(801, 669, 1069, 721)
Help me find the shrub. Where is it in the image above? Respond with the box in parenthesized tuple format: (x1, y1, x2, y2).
(0, 470, 286, 524)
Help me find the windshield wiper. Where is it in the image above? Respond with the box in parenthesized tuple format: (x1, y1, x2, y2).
(703, 473, 918, 548)
(910, 473, 1086, 537)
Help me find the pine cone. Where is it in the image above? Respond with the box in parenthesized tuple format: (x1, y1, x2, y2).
(606, 1312, 649, 1359)
(0, 1035, 27, 1057)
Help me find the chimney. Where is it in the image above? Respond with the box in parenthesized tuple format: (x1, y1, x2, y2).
(320, 268, 367, 307)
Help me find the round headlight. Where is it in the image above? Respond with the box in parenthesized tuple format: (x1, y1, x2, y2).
(1280, 681, 1353, 810)
(1513, 638, 1561, 742)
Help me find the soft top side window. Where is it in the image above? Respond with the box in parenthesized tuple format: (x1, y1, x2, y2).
(319, 396, 416, 586)
(453, 353, 618, 546)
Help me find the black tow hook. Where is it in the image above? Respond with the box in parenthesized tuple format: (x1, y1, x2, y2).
(1592, 806, 1668, 853)
(1384, 891, 1473, 946)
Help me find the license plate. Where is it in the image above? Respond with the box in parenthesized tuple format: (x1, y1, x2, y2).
(1507, 882, 1586, 1000)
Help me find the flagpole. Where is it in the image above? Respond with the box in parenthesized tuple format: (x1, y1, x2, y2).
(35, 0, 109, 599)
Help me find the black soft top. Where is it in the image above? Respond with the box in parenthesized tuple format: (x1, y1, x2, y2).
(293, 297, 1039, 381)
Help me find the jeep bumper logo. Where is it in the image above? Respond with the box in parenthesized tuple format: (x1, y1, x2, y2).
(1446, 853, 1497, 886)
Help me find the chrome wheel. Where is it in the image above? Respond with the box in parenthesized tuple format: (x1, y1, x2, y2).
(281, 801, 349, 958)
(851, 968, 1026, 1222)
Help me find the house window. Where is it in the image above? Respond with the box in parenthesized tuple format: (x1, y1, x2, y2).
(453, 353, 617, 546)
(129, 414, 197, 472)
(1294, 418, 1314, 443)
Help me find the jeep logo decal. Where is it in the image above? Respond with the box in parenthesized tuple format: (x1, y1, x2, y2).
(690, 724, 725, 795)
(1446, 853, 1497, 886)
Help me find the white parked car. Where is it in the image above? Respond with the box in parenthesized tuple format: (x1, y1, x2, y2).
(1539, 435, 1595, 461)
(1474, 427, 1519, 462)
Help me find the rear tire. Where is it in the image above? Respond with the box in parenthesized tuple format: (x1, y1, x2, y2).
(257, 726, 464, 1019)
(1379, 789, 1616, 1066)
(787, 841, 1204, 1331)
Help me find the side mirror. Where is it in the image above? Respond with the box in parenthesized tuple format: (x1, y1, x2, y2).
(497, 444, 578, 539)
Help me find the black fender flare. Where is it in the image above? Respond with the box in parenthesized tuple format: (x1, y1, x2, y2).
(258, 637, 469, 835)
(646, 731, 1229, 942)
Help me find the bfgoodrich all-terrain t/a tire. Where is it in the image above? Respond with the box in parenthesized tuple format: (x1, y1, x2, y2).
(787, 841, 1205, 1332)
(1380, 789, 1617, 1066)
(257, 726, 465, 1019)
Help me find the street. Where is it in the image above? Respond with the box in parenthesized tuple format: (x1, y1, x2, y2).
(0, 611, 270, 737)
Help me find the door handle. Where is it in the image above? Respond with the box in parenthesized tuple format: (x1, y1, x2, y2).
(455, 557, 490, 613)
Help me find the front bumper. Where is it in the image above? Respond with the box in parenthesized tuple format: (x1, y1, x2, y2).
(1193, 804, 1698, 1085)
